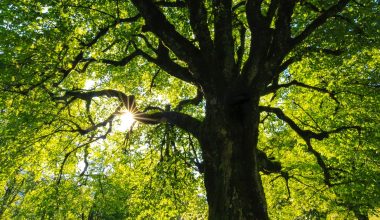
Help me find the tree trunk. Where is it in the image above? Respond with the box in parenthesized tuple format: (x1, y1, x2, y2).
(200, 93, 269, 220)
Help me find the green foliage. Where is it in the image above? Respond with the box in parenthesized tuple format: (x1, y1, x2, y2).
(1, 0, 379, 219)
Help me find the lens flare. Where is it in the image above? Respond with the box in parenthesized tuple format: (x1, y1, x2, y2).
(116, 110, 135, 131)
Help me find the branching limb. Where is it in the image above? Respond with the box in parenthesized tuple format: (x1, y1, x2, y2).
(53, 15, 141, 86)
(260, 106, 361, 186)
(174, 89, 203, 112)
(81, 15, 141, 48)
(242, 0, 276, 83)
(55, 89, 202, 138)
(131, 0, 203, 77)
(139, 48, 197, 84)
(53, 89, 131, 134)
(57, 136, 100, 185)
(304, 139, 332, 186)
(276, 47, 343, 76)
(213, 0, 235, 79)
(267, 80, 337, 98)
(246, 0, 266, 32)
(260, 106, 360, 140)
(187, 0, 213, 52)
(134, 111, 201, 138)
(257, 149, 282, 174)
(264, 80, 340, 109)
(234, 26, 246, 73)
(188, 134, 203, 173)
(272, 0, 296, 54)
(300, 0, 322, 12)
(101, 50, 142, 66)
(58, 105, 120, 136)
(300, 1, 365, 35)
(265, 0, 280, 25)
(79, 145, 90, 177)
(62, 4, 116, 19)
(270, 171, 291, 200)
(57, 89, 134, 108)
(232, 1, 245, 11)
(82, 49, 142, 67)
(87, 39, 197, 84)
(55, 52, 84, 86)
(291, 0, 350, 48)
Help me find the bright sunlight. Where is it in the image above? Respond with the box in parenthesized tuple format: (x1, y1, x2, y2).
(116, 110, 136, 131)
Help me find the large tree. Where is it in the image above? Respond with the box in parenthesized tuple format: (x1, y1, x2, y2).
(1, 0, 379, 219)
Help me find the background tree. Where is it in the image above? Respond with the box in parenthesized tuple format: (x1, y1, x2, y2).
(0, 0, 379, 219)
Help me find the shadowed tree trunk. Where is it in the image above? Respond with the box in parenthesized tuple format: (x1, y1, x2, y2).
(200, 93, 269, 219)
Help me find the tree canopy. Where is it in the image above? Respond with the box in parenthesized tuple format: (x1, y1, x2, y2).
(0, 0, 379, 219)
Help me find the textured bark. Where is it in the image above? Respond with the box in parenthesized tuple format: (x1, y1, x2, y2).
(200, 92, 269, 220)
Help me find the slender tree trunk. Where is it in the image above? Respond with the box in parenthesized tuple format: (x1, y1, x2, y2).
(200, 93, 269, 220)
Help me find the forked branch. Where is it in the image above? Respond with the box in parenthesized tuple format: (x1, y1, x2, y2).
(54, 89, 202, 138)
(264, 80, 340, 109)
(260, 106, 361, 186)
(131, 0, 203, 76)
(174, 89, 203, 112)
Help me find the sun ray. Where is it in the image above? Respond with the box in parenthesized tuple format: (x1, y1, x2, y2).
(116, 110, 136, 131)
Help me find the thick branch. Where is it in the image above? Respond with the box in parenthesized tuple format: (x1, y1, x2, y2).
(300, 0, 322, 12)
(139, 49, 196, 84)
(242, 0, 275, 84)
(272, 0, 296, 55)
(131, 0, 203, 77)
(246, 0, 265, 32)
(61, 106, 120, 135)
(213, 0, 235, 80)
(99, 50, 142, 66)
(59, 89, 134, 106)
(260, 106, 321, 139)
(232, 1, 245, 11)
(257, 149, 282, 174)
(187, 0, 213, 52)
(134, 111, 202, 138)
